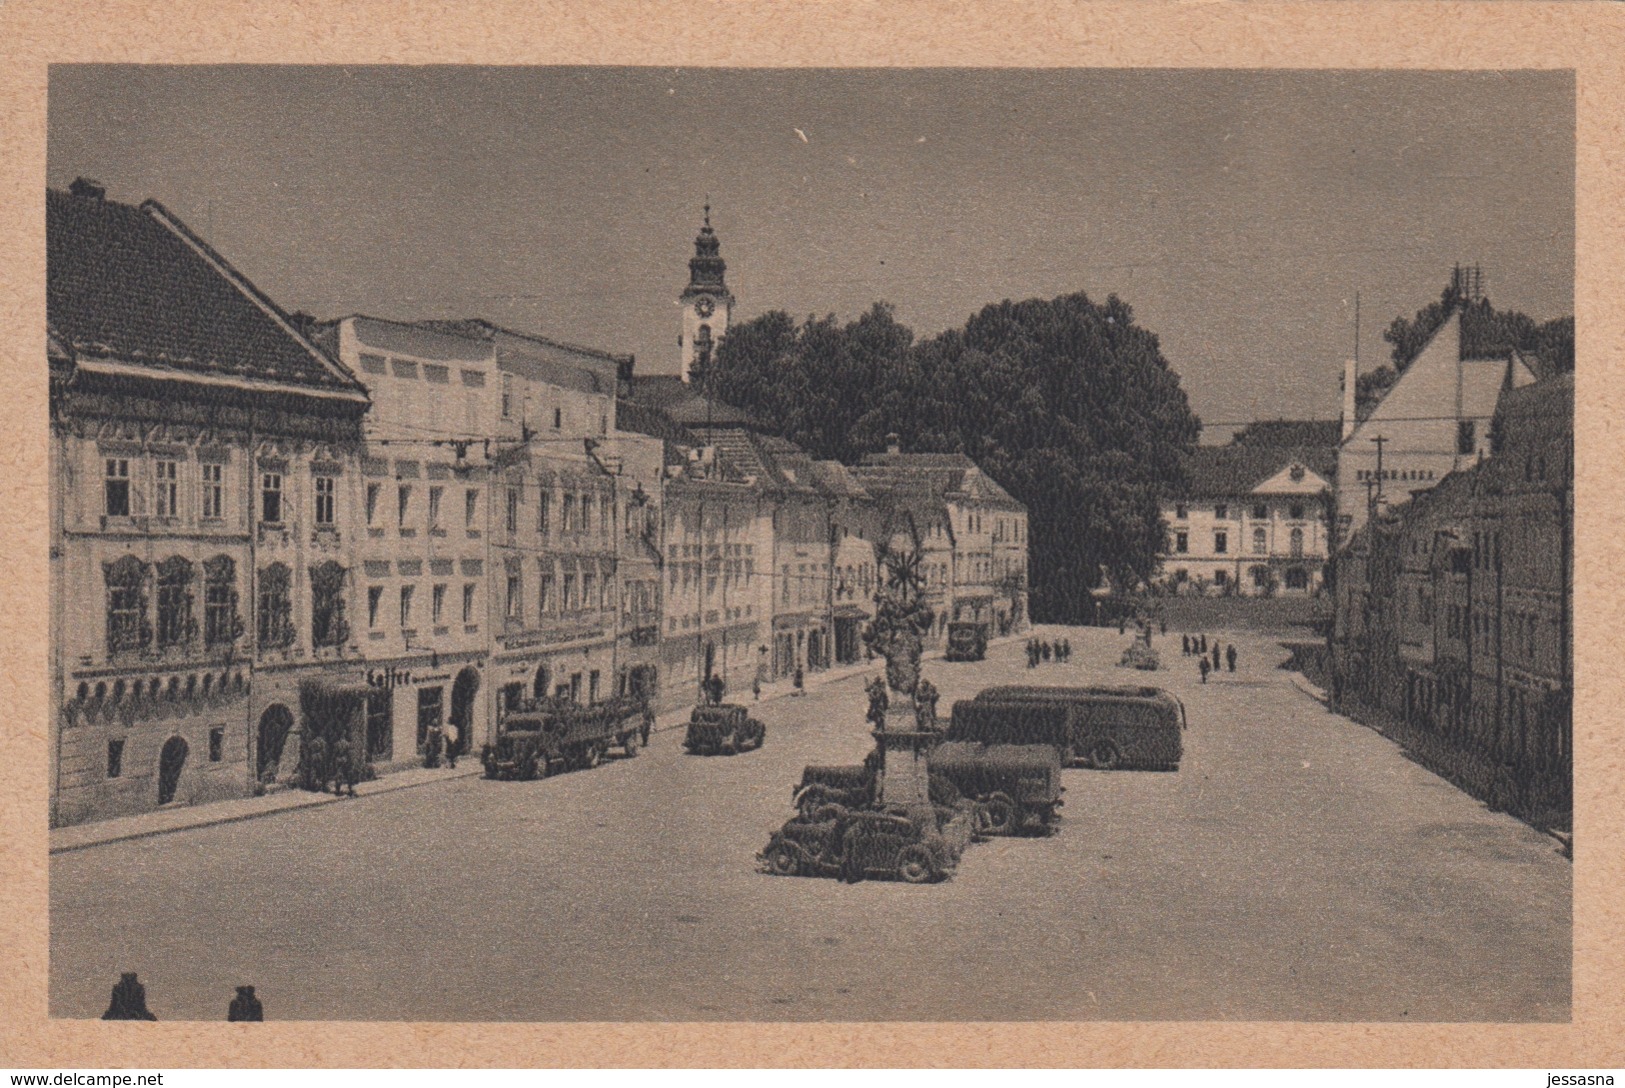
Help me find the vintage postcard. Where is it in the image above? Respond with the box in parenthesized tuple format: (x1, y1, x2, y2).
(1, 0, 1620, 1071)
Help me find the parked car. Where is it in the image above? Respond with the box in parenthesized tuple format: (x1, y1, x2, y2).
(481, 695, 650, 780)
(927, 740, 1064, 835)
(792, 751, 964, 818)
(683, 703, 766, 755)
(760, 803, 964, 883)
(944, 620, 990, 662)
(954, 684, 1186, 770)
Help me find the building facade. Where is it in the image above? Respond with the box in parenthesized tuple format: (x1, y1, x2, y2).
(1157, 445, 1336, 596)
(852, 443, 1029, 644)
(1338, 299, 1537, 538)
(1330, 374, 1572, 826)
(314, 316, 496, 769)
(49, 180, 370, 826)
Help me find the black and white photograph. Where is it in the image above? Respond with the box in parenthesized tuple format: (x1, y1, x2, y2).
(39, 62, 1574, 1029)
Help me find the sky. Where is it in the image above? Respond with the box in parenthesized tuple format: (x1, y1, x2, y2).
(47, 67, 1573, 441)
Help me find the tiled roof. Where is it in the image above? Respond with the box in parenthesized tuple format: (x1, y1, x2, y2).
(1180, 445, 1338, 498)
(851, 452, 1021, 509)
(626, 375, 768, 428)
(47, 187, 365, 395)
(1229, 419, 1343, 448)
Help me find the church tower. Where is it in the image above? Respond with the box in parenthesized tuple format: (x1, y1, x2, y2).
(678, 203, 734, 383)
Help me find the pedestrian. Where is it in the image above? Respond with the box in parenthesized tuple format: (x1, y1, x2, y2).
(1182, 634, 1191, 656)
(424, 723, 443, 769)
(1118, 616, 1126, 636)
(227, 985, 264, 1022)
(341, 740, 361, 796)
(1212, 643, 1222, 671)
(444, 720, 460, 769)
(331, 736, 352, 796)
(753, 671, 762, 702)
(1160, 618, 1167, 636)
(1199, 656, 1210, 684)
(1226, 644, 1237, 673)
(793, 665, 805, 697)
(102, 972, 157, 1021)
(1199, 633, 1208, 654)
(1062, 638, 1072, 662)
(304, 733, 328, 794)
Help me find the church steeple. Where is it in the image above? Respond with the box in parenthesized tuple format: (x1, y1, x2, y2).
(678, 201, 735, 383)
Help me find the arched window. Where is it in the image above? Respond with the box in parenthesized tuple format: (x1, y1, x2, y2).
(310, 561, 350, 647)
(257, 562, 294, 649)
(203, 555, 240, 647)
(1290, 527, 1305, 559)
(103, 555, 149, 654)
(155, 556, 195, 649)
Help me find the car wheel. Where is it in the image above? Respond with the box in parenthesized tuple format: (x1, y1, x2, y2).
(897, 845, 935, 884)
(975, 797, 1017, 836)
(1089, 741, 1121, 770)
(766, 842, 801, 877)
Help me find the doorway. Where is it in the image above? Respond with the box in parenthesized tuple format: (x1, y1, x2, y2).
(256, 704, 294, 782)
(157, 736, 188, 805)
(450, 668, 480, 755)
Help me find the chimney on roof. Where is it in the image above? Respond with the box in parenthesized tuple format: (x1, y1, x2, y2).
(69, 177, 106, 201)
(885, 433, 901, 455)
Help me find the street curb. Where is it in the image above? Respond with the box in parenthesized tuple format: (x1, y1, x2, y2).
(49, 766, 482, 855)
(52, 633, 1030, 854)
(1287, 671, 1329, 705)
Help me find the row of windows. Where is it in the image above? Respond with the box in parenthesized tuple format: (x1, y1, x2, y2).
(1172, 502, 1314, 522)
(1168, 566, 1311, 589)
(104, 457, 336, 528)
(367, 582, 479, 631)
(105, 728, 226, 780)
(367, 483, 478, 533)
(1170, 527, 1307, 556)
(502, 566, 617, 624)
(102, 557, 347, 655)
(505, 487, 616, 538)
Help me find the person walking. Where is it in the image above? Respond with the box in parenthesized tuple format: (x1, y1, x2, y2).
(1199, 655, 1210, 684)
(1199, 633, 1208, 654)
(227, 985, 264, 1022)
(102, 973, 157, 1021)
(444, 720, 460, 770)
(792, 665, 805, 697)
(424, 723, 444, 769)
(1226, 644, 1238, 673)
(1212, 643, 1222, 671)
(1181, 633, 1190, 656)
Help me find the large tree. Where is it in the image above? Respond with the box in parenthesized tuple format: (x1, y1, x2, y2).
(709, 292, 1201, 622)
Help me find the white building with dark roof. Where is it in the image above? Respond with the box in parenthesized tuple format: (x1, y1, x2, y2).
(1158, 443, 1336, 596)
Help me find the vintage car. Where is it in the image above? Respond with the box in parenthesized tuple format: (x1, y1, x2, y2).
(683, 703, 766, 755)
(927, 740, 1064, 835)
(959, 684, 1186, 770)
(792, 751, 966, 818)
(481, 695, 650, 780)
(944, 621, 990, 662)
(760, 803, 964, 883)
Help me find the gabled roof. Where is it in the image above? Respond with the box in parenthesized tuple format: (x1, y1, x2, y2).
(851, 451, 1022, 510)
(1179, 446, 1338, 499)
(47, 186, 366, 398)
(626, 375, 768, 429)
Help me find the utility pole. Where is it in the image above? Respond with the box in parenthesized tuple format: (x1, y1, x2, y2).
(1371, 434, 1387, 508)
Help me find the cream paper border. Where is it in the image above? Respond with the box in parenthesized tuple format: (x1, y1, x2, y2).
(1, 0, 1619, 1068)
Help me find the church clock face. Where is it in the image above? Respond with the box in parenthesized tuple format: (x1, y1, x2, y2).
(694, 296, 716, 318)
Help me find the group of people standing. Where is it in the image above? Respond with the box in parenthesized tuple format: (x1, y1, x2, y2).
(297, 729, 364, 796)
(1181, 633, 1238, 682)
(1026, 637, 1071, 668)
(422, 720, 461, 770)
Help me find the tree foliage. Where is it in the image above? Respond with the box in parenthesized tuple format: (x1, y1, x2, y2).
(709, 292, 1202, 622)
